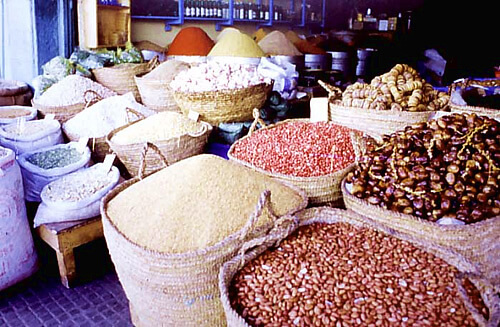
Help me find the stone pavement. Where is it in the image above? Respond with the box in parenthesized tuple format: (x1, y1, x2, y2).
(0, 237, 133, 327)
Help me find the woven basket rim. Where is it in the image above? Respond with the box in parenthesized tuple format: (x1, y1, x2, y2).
(172, 82, 271, 98)
(32, 99, 86, 111)
(341, 176, 500, 230)
(105, 119, 213, 148)
(92, 61, 151, 72)
(228, 118, 356, 182)
(449, 102, 498, 113)
(329, 102, 436, 117)
(100, 173, 308, 259)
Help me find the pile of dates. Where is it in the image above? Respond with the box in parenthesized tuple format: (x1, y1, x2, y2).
(346, 113, 499, 224)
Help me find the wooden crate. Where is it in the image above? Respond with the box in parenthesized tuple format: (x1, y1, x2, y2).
(77, 0, 131, 49)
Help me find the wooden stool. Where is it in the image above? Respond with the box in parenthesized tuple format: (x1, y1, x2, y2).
(36, 217, 103, 288)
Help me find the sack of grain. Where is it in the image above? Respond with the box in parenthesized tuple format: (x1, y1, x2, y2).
(34, 163, 120, 227)
(220, 207, 500, 327)
(0, 118, 63, 155)
(101, 154, 308, 326)
(17, 142, 91, 202)
(0, 106, 37, 125)
(106, 111, 212, 177)
(0, 146, 38, 291)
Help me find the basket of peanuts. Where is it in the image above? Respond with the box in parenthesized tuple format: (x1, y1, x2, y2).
(220, 207, 500, 327)
(320, 64, 450, 139)
(170, 61, 273, 125)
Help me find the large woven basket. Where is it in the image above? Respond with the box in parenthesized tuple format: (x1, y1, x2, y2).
(173, 82, 272, 125)
(228, 115, 354, 206)
(341, 177, 500, 288)
(449, 79, 500, 119)
(329, 102, 436, 139)
(92, 57, 158, 102)
(32, 89, 103, 123)
(220, 206, 500, 327)
(100, 170, 308, 326)
(134, 74, 180, 113)
(106, 121, 212, 178)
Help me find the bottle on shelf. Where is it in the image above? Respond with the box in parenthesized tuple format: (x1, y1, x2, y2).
(185, 0, 191, 17)
(222, 1, 228, 18)
(217, 1, 223, 18)
(363, 8, 377, 30)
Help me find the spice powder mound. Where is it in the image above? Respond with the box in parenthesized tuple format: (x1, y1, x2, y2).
(106, 154, 305, 253)
(231, 121, 356, 177)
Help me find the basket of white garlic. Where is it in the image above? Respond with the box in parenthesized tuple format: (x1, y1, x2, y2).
(170, 62, 273, 125)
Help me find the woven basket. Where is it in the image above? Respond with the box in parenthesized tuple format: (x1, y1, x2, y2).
(220, 206, 500, 327)
(92, 57, 158, 102)
(449, 79, 500, 119)
(134, 74, 180, 113)
(101, 172, 308, 326)
(329, 102, 435, 139)
(106, 120, 212, 178)
(341, 177, 500, 288)
(32, 89, 103, 124)
(173, 82, 272, 125)
(228, 114, 354, 206)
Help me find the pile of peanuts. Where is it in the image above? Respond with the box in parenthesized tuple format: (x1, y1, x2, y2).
(340, 64, 449, 111)
(346, 113, 499, 223)
(230, 222, 487, 327)
(231, 121, 355, 177)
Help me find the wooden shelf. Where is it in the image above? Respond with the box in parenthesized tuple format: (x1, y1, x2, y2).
(98, 4, 129, 11)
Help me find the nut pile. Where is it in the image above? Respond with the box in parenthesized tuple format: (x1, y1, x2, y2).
(346, 113, 499, 223)
(230, 222, 487, 327)
(170, 62, 271, 93)
(340, 64, 449, 111)
(231, 121, 355, 177)
(26, 147, 82, 170)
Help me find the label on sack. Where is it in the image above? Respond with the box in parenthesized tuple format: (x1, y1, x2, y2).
(309, 97, 329, 122)
(77, 137, 89, 152)
(102, 154, 116, 172)
(17, 117, 26, 131)
(188, 110, 200, 122)
(44, 114, 55, 120)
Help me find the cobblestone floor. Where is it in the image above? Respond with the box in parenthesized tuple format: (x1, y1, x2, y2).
(0, 236, 133, 327)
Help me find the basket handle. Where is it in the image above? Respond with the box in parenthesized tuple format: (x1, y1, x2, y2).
(454, 272, 500, 327)
(146, 55, 159, 71)
(237, 189, 299, 268)
(138, 142, 169, 180)
(187, 122, 209, 138)
(318, 80, 342, 102)
(125, 107, 146, 123)
(83, 89, 103, 107)
(248, 108, 267, 136)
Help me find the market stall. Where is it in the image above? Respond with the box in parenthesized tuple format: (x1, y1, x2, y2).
(0, 20, 499, 327)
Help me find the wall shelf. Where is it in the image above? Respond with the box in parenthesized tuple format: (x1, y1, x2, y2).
(130, 0, 325, 32)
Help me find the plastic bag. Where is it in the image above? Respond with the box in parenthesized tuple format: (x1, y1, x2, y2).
(258, 57, 299, 100)
(42, 56, 74, 80)
(31, 75, 59, 98)
(0, 146, 38, 291)
(0, 118, 63, 155)
(17, 142, 91, 202)
(34, 163, 120, 227)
